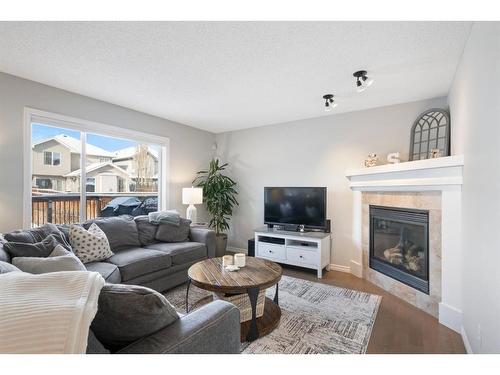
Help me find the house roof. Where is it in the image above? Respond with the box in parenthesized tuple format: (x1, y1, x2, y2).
(33, 134, 114, 157)
(64, 162, 133, 178)
(113, 146, 159, 160)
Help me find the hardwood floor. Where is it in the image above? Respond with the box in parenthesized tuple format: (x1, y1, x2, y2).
(281, 265, 466, 354)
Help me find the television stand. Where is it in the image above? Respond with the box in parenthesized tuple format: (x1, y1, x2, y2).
(254, 227, 331, 278)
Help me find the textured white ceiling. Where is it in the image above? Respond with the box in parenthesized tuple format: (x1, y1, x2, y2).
(0, 22, 472, 133)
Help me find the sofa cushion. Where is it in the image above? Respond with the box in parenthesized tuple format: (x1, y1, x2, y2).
(70, 223, 114, 264)
(3, 232, 72, 258)
(144, 242, 207, 265)
(105, 247, 172, 281)
(91, 283, 179, 351)
(134, 215, 159, 246)
(85, 261, 121, 284)
(0, 260, 20, 274)
(124, 259, 200, 292)
(155, 218, 191, 243)
(12, 245, 86, 274)
(83, 215, 141, 251)
(3, 223, 62, 243)
(86, 330, 110, 354)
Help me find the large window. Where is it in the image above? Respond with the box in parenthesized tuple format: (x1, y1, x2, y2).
(27, 110, 168, 228)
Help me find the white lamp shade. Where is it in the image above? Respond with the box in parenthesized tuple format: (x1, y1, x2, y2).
(182, 187, 203, 205)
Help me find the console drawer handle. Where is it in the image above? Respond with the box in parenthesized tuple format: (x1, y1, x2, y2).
(299, 255, 304, 259)
(268, 250, 273, 253)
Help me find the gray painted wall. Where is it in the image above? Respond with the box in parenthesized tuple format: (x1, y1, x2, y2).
(0, 72, 215, 232)
(448, 22, 500, 353)
(216, 96, 448, 267)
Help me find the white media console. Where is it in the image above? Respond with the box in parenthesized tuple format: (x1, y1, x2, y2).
(254, 227, 331, 278)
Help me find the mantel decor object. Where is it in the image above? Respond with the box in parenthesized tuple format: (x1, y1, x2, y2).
(364, 153, 379, 167)
(387, 152, 401, 164)
(429, 149, 442, 158)
(409, 108, 450, 161)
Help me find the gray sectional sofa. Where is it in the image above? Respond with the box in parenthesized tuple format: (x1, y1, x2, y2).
(0, 215, 241, 354)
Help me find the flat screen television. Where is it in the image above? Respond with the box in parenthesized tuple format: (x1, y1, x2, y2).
(264, 187, 327, 229)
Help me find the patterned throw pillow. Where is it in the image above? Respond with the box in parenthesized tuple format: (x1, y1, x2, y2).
(69, 223, 113, 264)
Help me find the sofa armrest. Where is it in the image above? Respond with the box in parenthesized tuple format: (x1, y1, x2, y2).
(117, 300, 240, 354)
(189, 227, 216, 258)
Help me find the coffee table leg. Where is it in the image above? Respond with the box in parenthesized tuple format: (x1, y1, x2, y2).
(246, 287, 260, 342)
(273, 283, 279, 305)
(185, 279, 191, 313)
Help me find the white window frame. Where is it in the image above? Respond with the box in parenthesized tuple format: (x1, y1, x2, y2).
(43, 151, 61, 166)
(43, 151, 53, 165)
(23, 107, 170, 228)
(86, 177, 96, 192)
(35, 177, 53, 189)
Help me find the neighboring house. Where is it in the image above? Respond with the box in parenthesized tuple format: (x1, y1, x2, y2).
(32, 134, 158, 193)
(65, 162, 134, 193)
(32, 134, 114, 192)
(113, 146, 159, 191)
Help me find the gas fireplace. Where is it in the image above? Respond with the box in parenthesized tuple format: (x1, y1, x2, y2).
(369, 205, 429, 294)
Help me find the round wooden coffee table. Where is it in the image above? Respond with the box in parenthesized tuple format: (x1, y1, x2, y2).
(187, 257, 282, 342)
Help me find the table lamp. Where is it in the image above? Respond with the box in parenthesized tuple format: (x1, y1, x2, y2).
(182, 186, 203, 223)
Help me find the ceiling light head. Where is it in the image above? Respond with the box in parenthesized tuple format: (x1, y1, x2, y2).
(322, 94, 337, 112)
(353, 70, 374, 92)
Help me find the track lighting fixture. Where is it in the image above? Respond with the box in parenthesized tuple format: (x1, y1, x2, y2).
(353, 70, 374, 92)
(323, 94, 337, 112)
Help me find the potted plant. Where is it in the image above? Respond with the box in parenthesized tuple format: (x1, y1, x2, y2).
(193, 158, 238, 256)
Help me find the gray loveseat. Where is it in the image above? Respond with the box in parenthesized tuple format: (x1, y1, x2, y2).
(0, 215, 241, 354)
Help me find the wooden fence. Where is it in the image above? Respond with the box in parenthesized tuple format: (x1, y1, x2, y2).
(31, 194, 155, 227)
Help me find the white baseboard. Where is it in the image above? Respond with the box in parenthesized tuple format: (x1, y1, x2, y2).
(350, 260, 362, 278)
(329, 263, 351, 273)
(439, 302, 462, 333)
(226, 246, 247, 255)
(461, 325, 473, 354)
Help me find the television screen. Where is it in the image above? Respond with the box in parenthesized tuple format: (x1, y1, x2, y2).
(264, 187, 326, 228)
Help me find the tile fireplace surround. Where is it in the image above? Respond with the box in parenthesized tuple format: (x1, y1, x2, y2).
(345, 155, 464, 333)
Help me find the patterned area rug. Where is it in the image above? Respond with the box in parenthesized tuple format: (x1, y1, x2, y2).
(164, 275, 381, 354)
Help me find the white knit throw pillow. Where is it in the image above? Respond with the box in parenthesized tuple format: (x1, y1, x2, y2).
(69, 223, 113, 264)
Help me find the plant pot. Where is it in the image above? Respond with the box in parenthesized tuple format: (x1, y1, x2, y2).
(215, 233, 228, 257)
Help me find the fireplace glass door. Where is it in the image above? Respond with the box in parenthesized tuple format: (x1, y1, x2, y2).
(369, 205, 429, 293)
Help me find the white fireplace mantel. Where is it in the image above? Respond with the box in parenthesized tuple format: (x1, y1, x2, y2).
(345, 155, 464, 191)
(345, 155, 464, 333)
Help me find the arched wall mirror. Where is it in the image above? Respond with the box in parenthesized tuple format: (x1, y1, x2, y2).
(409, 109, 450, 161)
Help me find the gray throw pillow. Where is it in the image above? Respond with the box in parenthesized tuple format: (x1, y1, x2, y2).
(56, 224, 71, 243)
(134, 215, 159, 246)
(155, 218, 192, 243)
(91, 283, 179, 351)
(12, 244, 86, 274)
(83, 215, 140, 251)
(4, 223, 63, 243)
(3, 232, 72, 258)
(0, 260, 21, 274)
